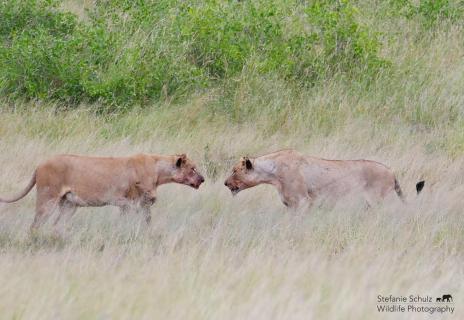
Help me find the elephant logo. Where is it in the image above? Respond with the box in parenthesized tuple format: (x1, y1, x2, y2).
(442, 294, 453, 302)
(436, 297, 441, 302)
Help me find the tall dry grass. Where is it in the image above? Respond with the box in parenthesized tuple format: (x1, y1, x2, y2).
(0, 108, 463, 319)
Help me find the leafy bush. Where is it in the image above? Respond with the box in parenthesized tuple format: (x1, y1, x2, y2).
(0, 0, 84, 102)
(173, 0, 387, 81)
(389, 0, 464, 27)
(305, 0, 386, 76)
(0, 0, 387, 109)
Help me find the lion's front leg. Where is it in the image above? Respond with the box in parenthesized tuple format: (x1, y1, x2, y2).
(141, 204, 152, 225)
(124, 181, 157, 224)
(138, 189, 156, 225)
(281, 194, 313, 211)
(119, 204, 134, 216)
(279, 180, 313, 211)
(121, 200, 153, 224)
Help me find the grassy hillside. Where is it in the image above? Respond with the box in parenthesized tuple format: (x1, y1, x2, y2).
(2, 1, 464, 151)
(0, 0, 464, 319)
(1, 0, 388, 107)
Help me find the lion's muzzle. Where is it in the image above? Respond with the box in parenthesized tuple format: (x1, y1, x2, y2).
(190, 175, 204, 189)
(224, 180, 240, 196)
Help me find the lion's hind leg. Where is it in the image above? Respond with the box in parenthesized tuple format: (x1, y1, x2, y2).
(52, 194, 78, 235)
(30, 193, 60, 234)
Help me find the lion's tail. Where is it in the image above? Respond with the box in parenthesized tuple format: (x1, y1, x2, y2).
(0, 170, 36, 203)
(394, 178, 425, 203)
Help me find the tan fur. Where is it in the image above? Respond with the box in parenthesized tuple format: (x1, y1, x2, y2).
(224, 149, 410, 209)
(0, 153, 204, 231)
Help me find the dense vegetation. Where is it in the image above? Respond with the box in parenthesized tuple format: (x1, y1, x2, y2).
(1, 0, 461, 110)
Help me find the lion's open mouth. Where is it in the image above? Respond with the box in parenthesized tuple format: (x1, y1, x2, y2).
(229, 186, 240, 195)
(189, 183, 200, 189)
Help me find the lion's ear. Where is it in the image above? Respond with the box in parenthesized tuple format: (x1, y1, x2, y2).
(244, 157, 253, 170)
(176, 154, 187, 167)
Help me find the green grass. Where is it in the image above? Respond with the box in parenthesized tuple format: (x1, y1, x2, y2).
(3, 0, 456, 109)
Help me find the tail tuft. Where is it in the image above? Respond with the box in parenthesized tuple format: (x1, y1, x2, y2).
(416, 180, 425, 194)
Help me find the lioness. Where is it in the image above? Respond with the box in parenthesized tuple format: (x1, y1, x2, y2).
(0, 153, 204, 231)
(224, 149, 424, 209)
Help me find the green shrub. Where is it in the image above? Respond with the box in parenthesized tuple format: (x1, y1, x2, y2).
(0, 0, 84, 102)
(305, 0, 387, 76)
(0, 0, 387, 109)
(389, 0, 464, 27)
(177, 0, 387, 81)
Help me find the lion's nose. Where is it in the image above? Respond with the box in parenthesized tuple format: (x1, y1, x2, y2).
(199, 176, 205, 183)
(224, 181, 229, 187)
